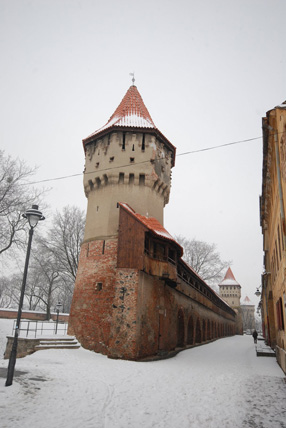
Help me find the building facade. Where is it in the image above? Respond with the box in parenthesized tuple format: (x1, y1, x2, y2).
(260, 100, 286, 374)
(68, 85, 237, 360)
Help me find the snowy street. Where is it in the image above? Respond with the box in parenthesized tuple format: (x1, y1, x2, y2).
(0, 319, 285, 428)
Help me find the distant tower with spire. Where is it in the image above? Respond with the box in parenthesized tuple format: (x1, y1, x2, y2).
(68, 84, 176, 357)
(218, 267, 243, 334)
(240, 296, 256, 331)
(218, 267, 241, 307)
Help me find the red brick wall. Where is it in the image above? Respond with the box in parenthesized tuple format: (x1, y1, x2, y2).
(0, 309, 68, 322)
(108, 269, 139, 359)
(68, 232, 236, 360)
(68, 238, 118, 355)
(135, 271, 236, 358)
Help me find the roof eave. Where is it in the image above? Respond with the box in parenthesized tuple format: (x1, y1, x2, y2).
(118, 202, 183, 255)
(82, 125, 176, 167)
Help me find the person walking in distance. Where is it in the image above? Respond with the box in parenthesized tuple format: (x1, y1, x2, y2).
(252, 329, 258, 344)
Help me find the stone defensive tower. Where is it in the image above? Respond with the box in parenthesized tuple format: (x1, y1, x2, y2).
(218, 267, 243, 334)
(82, 84, 176, 241)
(69, 85, 237, 359)
(218, 267, 241, 307)
(68, 84, 176, 356)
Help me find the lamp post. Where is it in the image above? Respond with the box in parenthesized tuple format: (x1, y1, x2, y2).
(255, 287, 261, 297)
(5, 205, 45, 387)
(55, 302, 62, 334)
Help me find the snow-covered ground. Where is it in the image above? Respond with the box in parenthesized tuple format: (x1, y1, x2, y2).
(0, 318, 285, 428)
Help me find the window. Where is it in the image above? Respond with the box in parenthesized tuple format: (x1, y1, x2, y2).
(168, 247, 176, 263)
(278, 224, 282, 260)
(281, 221, 285, 250)
(276, 297, 285, 330)
(119, 173, 124, 184)
(95, 282, 103, 291)
(153, 242, 166, 260)
(122, 133, 126, 150)
(139, 174, 145, 186)
(129, 173, 134, 184)
(142, 134, 145, 151)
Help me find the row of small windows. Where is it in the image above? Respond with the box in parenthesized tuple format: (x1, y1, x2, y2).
(122, 133, 145, 151)
(119, 173, 145, 185)
(109, 156, 135, 163)
(95, 134, 146, 155)
(223, 294, 237, 297)
(95, 157, 135, 165)
(88, 173, 145, 189)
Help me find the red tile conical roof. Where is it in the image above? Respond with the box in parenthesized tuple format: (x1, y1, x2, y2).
(218, 267, 241, 288)
(224, 267, 236, 281)
(83, 86, 156, 144)
(82, 85, 176, 165)
(108, 85, 155, 127)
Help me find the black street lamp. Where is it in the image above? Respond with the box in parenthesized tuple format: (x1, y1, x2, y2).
(5, 205, 45, 387)
(55, 301, 62, 334)
(255, 287, 261, 297)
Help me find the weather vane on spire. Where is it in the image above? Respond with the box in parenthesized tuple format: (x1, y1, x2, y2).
(129, 72, 135, 85)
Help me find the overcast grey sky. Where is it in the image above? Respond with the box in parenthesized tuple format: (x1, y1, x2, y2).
(1, 0, 285, 305)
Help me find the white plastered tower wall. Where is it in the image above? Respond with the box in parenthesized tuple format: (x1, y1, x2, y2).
(82, 85, 176, 243)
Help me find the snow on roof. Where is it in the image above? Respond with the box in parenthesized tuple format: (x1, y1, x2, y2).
(119, 203, 183, 256)
(241, 296, 255, 306)
(275, 101, 286, 109)
(82, 85, 176, 165)
(119, 203, 233, 309)
(84, 85, 156, 142)
(218, 267, 241, 288)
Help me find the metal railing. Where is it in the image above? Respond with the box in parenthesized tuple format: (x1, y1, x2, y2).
(11, 320, 68, 338)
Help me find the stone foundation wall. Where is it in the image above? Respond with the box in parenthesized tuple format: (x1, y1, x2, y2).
(4, 336, 41, 359)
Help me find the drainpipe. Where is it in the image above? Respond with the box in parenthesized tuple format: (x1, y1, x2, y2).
(268, 124, 286, 249)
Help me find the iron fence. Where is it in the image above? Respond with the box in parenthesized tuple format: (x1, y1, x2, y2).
(11, 319, 68, 338)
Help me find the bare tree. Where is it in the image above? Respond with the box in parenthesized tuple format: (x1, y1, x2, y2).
(44, 206, 85, 281)
(1, 205, 85, 314)
(27, 244, 62, 319)
(0, 150, 42, 256)
(176, 236, 231, 289)
(241, 307, 256, 331)
(0, 276, 14, 308)
(24, 206, 85, 315)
